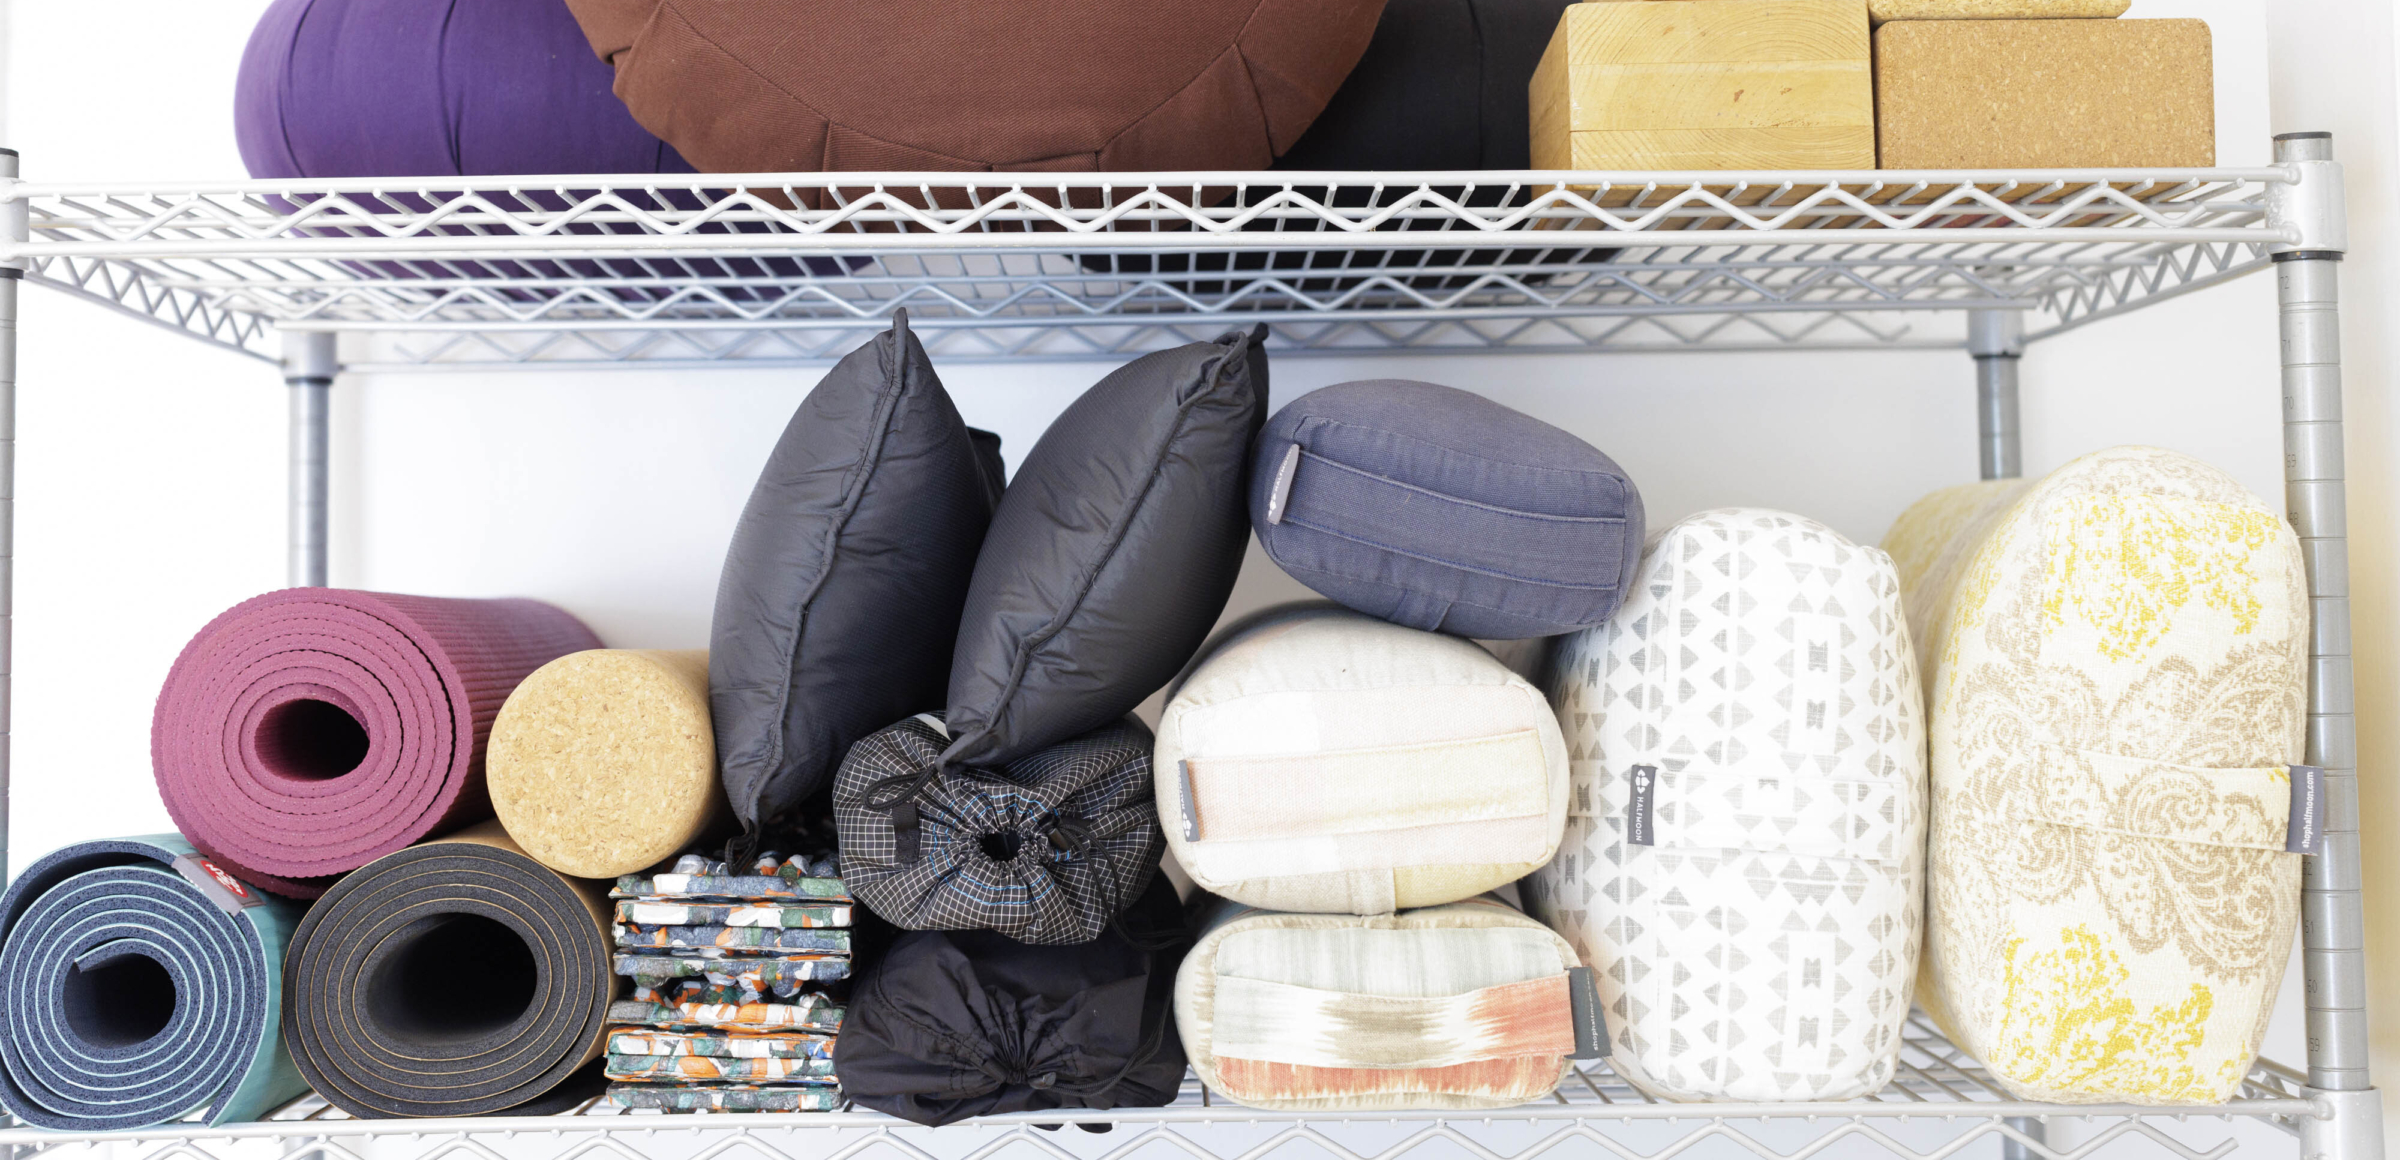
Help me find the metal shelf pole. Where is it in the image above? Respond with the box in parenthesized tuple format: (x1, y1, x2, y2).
(0, 148, 18, 884)
(1969, 309, 2025, 480)
(2270, 130, 2383, 1160)
(1977, 302, 2033, 1159)
(283, 331, 335, 589)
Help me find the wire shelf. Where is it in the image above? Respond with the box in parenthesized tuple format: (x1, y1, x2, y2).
(0, 167, 2293, 366)
(0, 1015, 2320, 1160)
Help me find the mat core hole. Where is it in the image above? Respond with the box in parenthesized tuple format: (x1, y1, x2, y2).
(979, 831, 1024, 862)
(63, 952, 176, 1048)
(256, 698, 371, 780)
(366, 914, 539, 1044)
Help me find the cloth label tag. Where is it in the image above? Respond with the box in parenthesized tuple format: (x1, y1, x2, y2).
(1177, 760, 1201, 842)
(1626, 764, 1657, 846)
(170, 854, 266, 914)
(2288, 764, 2325, 855)
(1567, 966, 1609, 1058)
(1264, 444, 1302, 525)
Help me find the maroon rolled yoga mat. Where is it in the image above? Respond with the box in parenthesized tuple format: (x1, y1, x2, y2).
(152, 589, 602, 898)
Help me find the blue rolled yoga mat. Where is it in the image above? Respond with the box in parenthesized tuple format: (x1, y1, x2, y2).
(0, 835, 308, 1129)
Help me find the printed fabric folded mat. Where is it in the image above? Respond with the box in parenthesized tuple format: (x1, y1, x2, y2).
(615, 925, 853, 954)
(615, 954, 850, 998)
(615, 900, 853, 929)
(608, 1085, 844, 1112)
(609, 989, 845, 1032)
(609, 1028, 839, 1061)
(614, 852, 848, 902)
(606, 1054, 836, 1083)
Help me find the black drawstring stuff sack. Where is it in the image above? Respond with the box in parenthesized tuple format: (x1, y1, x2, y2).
(835, 713, 1162, 944)
(834, 876, 1192, 1126)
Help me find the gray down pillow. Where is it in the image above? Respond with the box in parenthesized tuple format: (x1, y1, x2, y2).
(1250, 379, 1643, 638)
(709, 311, 1004, 840)
(942, 327, 1268, 771)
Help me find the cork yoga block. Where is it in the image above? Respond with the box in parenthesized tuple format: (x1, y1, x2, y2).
(1867, 0, 2125, 21)
(1591, 0, 2126, 20)
(1530, 0, 1874, 171)
(1875, 19, 2214, 169)
(488, 648, 730, 878)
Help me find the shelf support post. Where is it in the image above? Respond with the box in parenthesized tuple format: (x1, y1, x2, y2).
(0, 147, 20, 886)
(283, 330, 336, 589)
(2271, 130, 2382, 1160)
(1968, 308, 2024, 480)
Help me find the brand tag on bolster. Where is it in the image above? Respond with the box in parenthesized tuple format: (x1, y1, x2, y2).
(2288, 764, 2325, 855)
(171, 855, 266, 915)
(1264, 444, 1302, 525)
(1626, 764, 1657, 846)
(1177, 760, 1202, 842)
(1566, 966, 1609, 1058)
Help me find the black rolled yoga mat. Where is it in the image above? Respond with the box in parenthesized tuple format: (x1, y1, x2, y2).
(0, 836, 309, 1130)
(282, 822, 616, 1118)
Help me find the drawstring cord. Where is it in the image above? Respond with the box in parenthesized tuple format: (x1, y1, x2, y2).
(1044, 807, 1144, 858)
(867, 725, 1144, 867)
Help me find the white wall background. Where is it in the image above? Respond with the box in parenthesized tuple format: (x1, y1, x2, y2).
(4, 0, 2376, 1141)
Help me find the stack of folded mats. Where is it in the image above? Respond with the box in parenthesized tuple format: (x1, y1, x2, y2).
(604, 852, 853, 1113)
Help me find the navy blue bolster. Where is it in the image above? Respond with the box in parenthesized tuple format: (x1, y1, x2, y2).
(1280, 449, 1628, 590)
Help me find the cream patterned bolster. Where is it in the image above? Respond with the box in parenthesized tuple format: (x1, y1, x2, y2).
(2004, 749, 2294, 853)
(1568, 769, 1908, 864)
(1211, 974, 1573, 1069)
(1182, 730, 1550, 865)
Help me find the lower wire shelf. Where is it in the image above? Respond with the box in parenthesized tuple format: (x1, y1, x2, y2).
(0, 1015, 2319, 1160)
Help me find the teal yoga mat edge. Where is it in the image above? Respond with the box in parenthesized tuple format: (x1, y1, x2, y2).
(0, 833, 310, 1129)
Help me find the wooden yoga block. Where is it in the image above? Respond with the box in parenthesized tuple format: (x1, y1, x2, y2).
(1530, 0, 1875, 172)
(1867, 0, 2126, 22)
(1875, 19, 2214, 168)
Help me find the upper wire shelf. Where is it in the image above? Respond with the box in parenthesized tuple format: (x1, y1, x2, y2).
(0, 166, 2296, 366)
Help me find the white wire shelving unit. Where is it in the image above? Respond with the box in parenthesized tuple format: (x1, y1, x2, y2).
(6, 161, 2300, 367)
(0, 133, 2373, 1160)
(0, 1017, 2331, 1160)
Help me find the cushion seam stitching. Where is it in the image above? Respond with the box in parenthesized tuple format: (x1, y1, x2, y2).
(977, 342, 1247, 752)
(755, 329, 915, 794)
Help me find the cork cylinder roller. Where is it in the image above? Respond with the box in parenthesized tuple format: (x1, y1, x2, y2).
(488, 650, 729, 879)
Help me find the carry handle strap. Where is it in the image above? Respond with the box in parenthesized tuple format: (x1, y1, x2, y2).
(1209, 973, 1575, 1070)
(1578, 765, 1909, 864)
(1179, 730, 1550, 844)
(1265, 428, 1631, 598)
(861, 714, 957, 864)
(2003, 748, 2306, 853)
